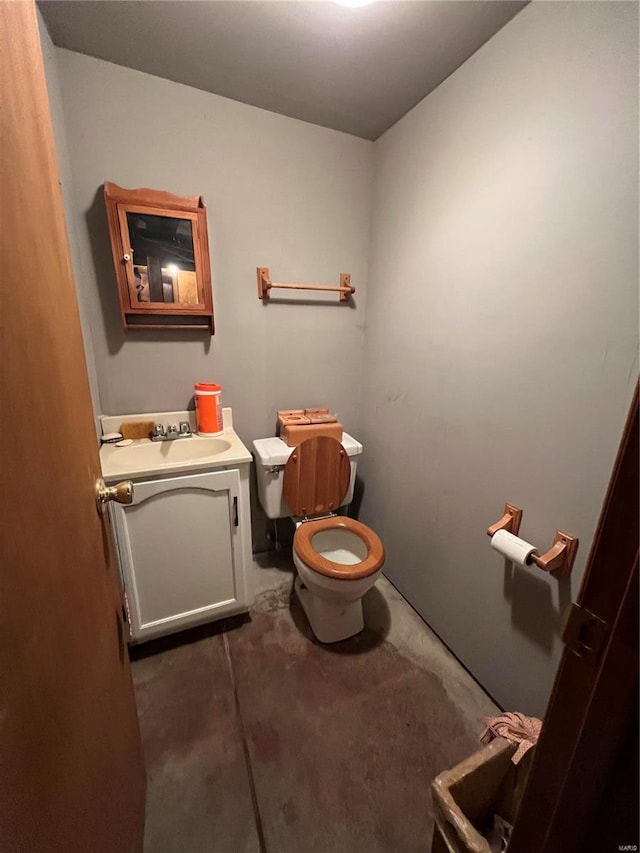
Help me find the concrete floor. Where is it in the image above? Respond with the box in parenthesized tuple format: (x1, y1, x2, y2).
(131, 555, 499, 853)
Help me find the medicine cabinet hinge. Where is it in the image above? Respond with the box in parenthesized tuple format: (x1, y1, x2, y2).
(561, 602, 608, 661)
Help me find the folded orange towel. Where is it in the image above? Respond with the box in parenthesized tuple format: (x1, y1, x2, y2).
(480, 712, 542, 764)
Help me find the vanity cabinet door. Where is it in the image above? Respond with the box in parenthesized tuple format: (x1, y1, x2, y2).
(111, 468, 247, 642)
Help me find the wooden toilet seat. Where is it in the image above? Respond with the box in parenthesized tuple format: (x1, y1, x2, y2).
(283, 435, 351, 518)
(284, 435, 385, 580)
(294, 517, 385, 580)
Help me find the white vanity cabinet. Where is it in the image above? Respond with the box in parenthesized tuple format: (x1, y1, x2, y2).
(109, 465, 253, 643)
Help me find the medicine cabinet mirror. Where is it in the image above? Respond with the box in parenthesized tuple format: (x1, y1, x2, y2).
(104, 183, 214, 333)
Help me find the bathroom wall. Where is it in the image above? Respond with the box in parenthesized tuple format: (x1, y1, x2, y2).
(40, 4, 637, 712)
(359, 1, 638, 715)
(50, 48, 373, 451)
(37, 13, 101, 429)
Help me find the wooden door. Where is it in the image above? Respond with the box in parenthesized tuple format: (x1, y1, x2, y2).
(509, 386, 639, 852)
(0, 3, 146, 850)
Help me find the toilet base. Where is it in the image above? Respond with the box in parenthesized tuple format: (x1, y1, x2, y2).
(294, 576, 364, 643)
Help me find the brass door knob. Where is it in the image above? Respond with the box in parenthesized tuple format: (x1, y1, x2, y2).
(96, 478, 134, 508)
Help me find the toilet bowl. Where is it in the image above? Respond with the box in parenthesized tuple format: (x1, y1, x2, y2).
(252, 433, 385, 643)
(292, 517, 384, 642)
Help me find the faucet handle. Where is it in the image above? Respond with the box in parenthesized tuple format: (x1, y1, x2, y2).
(179, 421, 191, 435)
(152, 423, 165, 437)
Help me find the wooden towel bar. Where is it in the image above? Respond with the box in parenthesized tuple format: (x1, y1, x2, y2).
(257, 267, 355, 302)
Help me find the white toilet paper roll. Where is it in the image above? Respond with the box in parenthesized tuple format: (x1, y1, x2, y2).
(490, 529, 538, 566)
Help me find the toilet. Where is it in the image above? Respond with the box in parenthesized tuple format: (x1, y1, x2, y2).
(253, 433, 385, 643)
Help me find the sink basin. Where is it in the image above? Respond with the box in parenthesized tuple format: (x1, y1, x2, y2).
(99, 409, 252, 481)
(101, 435, 241, 480)
(112, 437, 232, 466)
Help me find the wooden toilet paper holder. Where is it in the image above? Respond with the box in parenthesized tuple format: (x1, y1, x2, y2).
(486, 503, 523, 538)
(487, 504, 578, 578)
(529, 531, 578, 579)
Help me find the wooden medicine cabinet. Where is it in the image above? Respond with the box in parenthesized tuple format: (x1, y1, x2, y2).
(104, 183, 214, 333)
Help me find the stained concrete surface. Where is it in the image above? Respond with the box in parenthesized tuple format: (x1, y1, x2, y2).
(131, 558, 499, 853)
(132, 630, 261, 853)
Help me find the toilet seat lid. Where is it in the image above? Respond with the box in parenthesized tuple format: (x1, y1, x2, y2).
(294, 517, 385, 579)
(283, 436, 350, 518)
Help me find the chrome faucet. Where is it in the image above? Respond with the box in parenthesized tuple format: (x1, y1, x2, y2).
(151, 421, 192, 442)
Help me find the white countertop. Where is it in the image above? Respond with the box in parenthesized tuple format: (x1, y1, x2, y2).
(100, 408, 252, 481)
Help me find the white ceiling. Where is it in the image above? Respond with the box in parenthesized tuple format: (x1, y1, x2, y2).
(39, 0, 527, 140)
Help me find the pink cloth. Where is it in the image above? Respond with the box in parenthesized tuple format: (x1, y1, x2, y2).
(480, 712, 542, 764)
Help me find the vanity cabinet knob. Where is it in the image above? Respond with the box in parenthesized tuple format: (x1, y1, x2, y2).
(123, 253, 131, 262)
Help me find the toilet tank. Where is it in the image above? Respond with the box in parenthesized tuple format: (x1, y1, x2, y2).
(252, 433, 363, 519)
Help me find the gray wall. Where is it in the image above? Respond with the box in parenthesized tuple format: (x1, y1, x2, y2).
(37, 13, 102, 430)
(359, 1, 638, 715)
(52, 49, 373, 450)
(40, 3, 638, 714)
